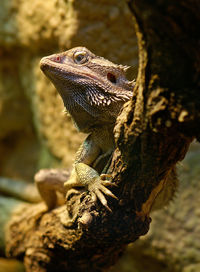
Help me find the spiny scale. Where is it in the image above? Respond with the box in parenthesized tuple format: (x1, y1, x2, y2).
(40, 46, 135, 128)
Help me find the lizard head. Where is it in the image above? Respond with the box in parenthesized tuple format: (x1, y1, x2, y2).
(40, 47, 135, 133)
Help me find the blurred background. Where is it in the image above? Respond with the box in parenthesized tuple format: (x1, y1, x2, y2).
(0, 1, 200, 272)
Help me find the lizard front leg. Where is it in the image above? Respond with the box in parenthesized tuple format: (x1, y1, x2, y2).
(75, 162, 117, 211)
(64, 137, 117, 211)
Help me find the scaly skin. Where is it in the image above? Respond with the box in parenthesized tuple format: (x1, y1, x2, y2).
(38, 47, 134, 211)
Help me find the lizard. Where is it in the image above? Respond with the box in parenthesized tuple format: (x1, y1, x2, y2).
(37, 47, 134, 212)
(0, 47, 178, 220)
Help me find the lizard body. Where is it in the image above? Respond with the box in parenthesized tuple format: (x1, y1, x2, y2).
(0, 47, 178, 218)
(38, 47, 134, 211)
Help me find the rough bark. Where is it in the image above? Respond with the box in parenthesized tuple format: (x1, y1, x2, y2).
(4, 1, 200, 271)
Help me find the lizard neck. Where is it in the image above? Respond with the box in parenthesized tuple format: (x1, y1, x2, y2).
(68, 103, 116, 134)
(91, 125, 115, 152)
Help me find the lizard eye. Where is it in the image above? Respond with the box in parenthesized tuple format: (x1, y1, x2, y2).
(73, 51, 88, 64)
(107, 73, 117, 84)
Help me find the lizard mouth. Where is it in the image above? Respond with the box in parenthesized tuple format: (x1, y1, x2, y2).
(40, 57, 103, 85)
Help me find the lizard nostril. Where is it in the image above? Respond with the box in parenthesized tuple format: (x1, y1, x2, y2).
(107, 73, 117, 84)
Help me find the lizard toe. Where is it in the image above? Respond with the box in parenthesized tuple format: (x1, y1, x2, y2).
(100, 174, 112, 180)
(101, 180, 118, 188)
(99, 184, 118, 200)
(95, 189, 112, 212)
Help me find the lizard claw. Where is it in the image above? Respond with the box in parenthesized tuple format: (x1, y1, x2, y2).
(100, 173, 112, 180)
(91, 190, 112, 212)
(88, 176, 118, 212)
(75, 163, 118, 211)
(100, 175, 118, 188)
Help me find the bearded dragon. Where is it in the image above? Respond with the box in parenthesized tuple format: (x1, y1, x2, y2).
(37, 47, 134, 212)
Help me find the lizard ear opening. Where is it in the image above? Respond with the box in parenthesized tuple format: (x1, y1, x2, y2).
(107, 73, 117, 84)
